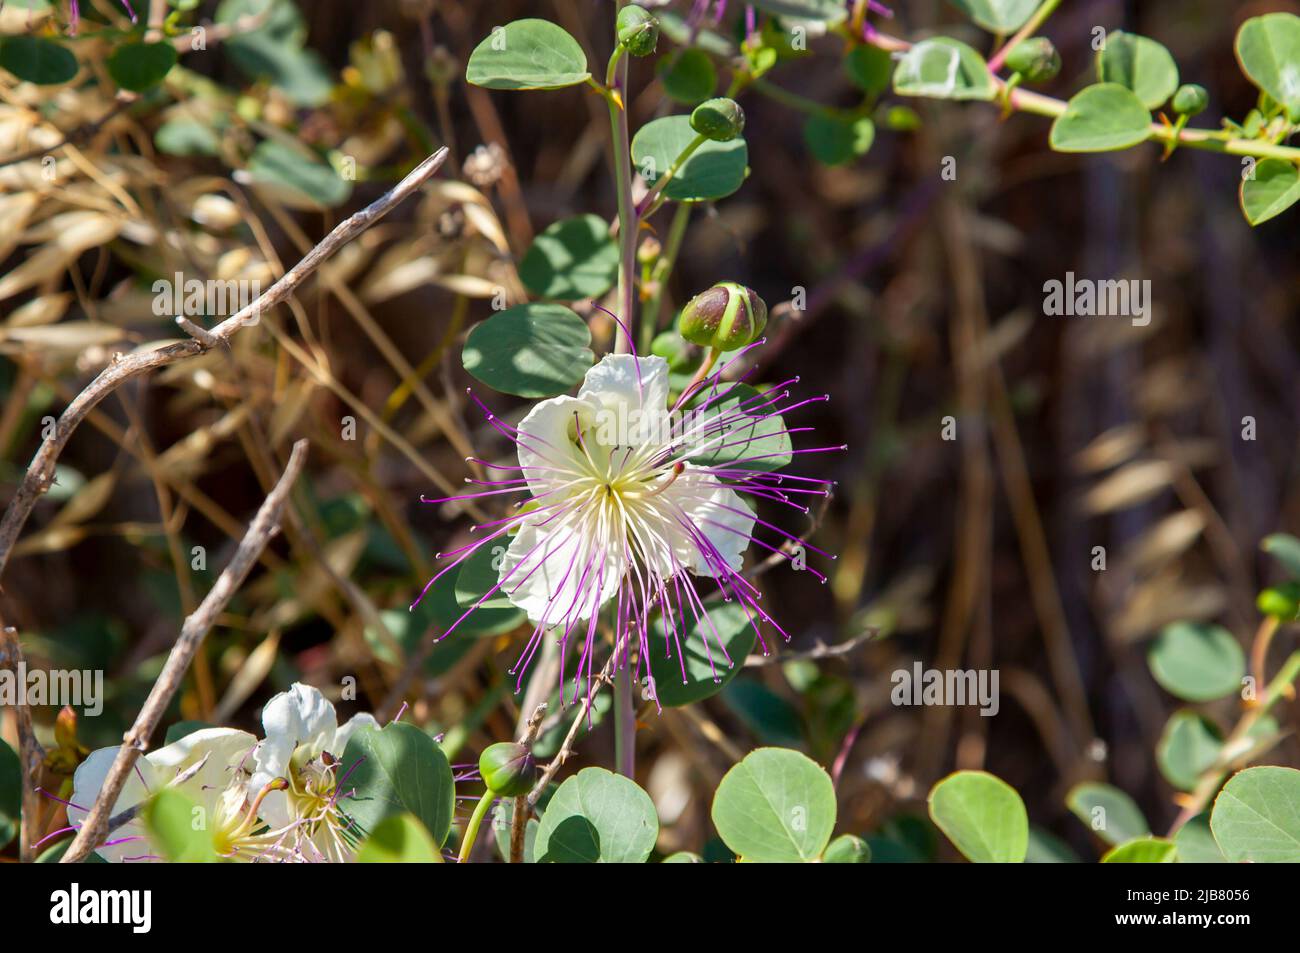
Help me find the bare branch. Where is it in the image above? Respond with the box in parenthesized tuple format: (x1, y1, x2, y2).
(60, 440, 309, 864)
(527, 641, 625, 806)
(510, 704, 547, 864)
(743, 627, 880, 668)
(0, 148, 448, 584)
(0, 623, 45, 863)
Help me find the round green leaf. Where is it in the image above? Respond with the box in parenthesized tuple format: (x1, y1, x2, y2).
(142, 788, 219, 862)
(0, 35, 78, 86)
(1157, 710, 1223, 791)
(685, 383, 792, 472)
(218, 0, 332, 107)
(1211, 766, 1300, 862)
(1241, 159, 1300, 226)
(1050, 84, 1152, 153)
(803, 114, 875, 166)
(631, 115, 748, 203)
(356, 812, 442, 862)
(519, 214, 619, 300)
(1066, 781, 1149, 846)
(1236, 13, 1300, 123)
(534, 768, 659, 863)
(893, 37, 996, 102)
(823, 833, 871, 863)
(107, 41, 178, 92)
(462, 302, 594, 398)
(1148, 621, 1245, 702)
(341, 722, 456, 847)
(662, 850, 703, 863)
(647, 600, 756, 707)
(946, 0, 1038, 33)
(845, 45, 893, 94)
(657, 48, 717, 105)
(454, 540, 528, 619)
(1096, 31, 1179, 110)
(1173, 813, 1227, 863)
(928, 770, 1028, 863)
(1101, 836, 1177, 863)
(0, 740, 19, 850)
(466, 19, 590, 91)
(711, 747, 836, 862)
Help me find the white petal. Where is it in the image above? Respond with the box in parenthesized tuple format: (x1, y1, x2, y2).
(580, 353, 670, 415)
(579, 354, 671, 447)
(663, 470, 756, 576)
(252, 683, 337, 789)
(499, 516, 623, 627)
(69, 746, 159, 863)
(149, 727, 257, 794)
(515, 394, 594, 497)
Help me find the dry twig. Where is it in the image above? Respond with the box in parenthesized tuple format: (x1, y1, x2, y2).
(60, 440, 308, 863)
(0, 148, 449, 584)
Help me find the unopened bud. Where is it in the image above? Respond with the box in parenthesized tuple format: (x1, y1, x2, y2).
(1257, 583, 1300, 621)
(616, 5, 659, 57)
(690, 98, 745, 141)
(679, 281, 767, 351)
(1172, 84, 1209, 117)
(478, 742, 538, 797)
(1005, 37, 1060, 83)
(637, 235, 662, 265)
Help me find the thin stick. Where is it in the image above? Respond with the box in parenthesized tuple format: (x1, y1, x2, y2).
(0, 148, 449, 585)
(0, 624, 45, 863)
(60, 440, 309, 864)
(510, 704, 547, 864)
(743, 627, 879, 667)
(528, 643, 625, 806)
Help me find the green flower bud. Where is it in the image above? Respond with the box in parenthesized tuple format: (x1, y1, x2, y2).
(637, 235, 662, 266)
(1004, 37, 1060, 83)
(1257, 583, 1300, 621)
(1172, 84, 1209, 117)
(690, 97, 745, 141)
(478, 742, 537, 797)
(616, 5, 659, 57)
(823, 834, 872, 863)
(679, 281, 767, 352)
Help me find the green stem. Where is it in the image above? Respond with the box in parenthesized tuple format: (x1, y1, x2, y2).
(605, 46, 637, 352)
(679, 347, 721, 404)
(1168, 648, 1300, 835)
(457, 789, 495, 863)
(752, 78, 839, 117)
(614, 661, 636, 778)
(864, 29, 1300, 165)
(641, 202, 691, 352)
